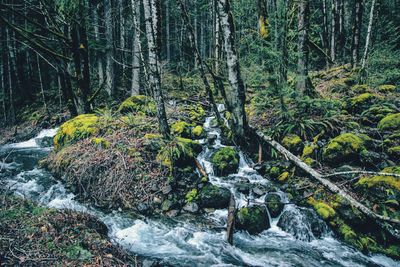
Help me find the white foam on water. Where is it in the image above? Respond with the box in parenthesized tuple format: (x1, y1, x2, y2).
(7, 128, 58, 149)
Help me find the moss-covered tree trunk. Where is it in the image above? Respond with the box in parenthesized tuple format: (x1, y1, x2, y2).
(217, 0, 248, 143)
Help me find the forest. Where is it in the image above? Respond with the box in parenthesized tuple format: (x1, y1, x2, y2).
(0, 0, 400, 266)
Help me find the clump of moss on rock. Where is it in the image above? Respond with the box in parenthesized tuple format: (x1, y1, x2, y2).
(236, 205, 270, 234)
(377, 84, 396, 93)
(117, 95, 156, 115)
(361, 106, 394, 126)
(307, 197, 336, 220)
(171, 121, 194, 138)
(323, 133, 371, 164)
(348, 93, 378, 112)
(188, 104, 206, 124)
(350, 84, 370, 94)
(211, 147, 240, 176)
(282, 134, 303, 154)
(192, 125, 205, 139)
(54, 114, 99, 149)
(378, 113, 400, 131)
(266, 193, 284, 217)
(357, 166, 400, 192)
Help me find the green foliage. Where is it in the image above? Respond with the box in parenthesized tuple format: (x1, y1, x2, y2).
(378, 113, 400, 131)
(185, 189, 198, 203)
(307, 197, 336, 220)
(117, 95, 156, 116)
(357, 166, 400, 191)
(323, 133, 371, 163)
(171, 121, 193, 138)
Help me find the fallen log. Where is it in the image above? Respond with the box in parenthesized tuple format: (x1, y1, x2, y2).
(252, 127, 400, 240)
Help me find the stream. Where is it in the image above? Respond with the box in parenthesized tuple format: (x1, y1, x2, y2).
(0, 112, 399, 267)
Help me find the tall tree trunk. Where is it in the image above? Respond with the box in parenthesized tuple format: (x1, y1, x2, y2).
(92, 4, 104, 82)
(296, 0, 314, 96)
(338, 0, 346, 59)
(5, 28, 15, 125)
(0, 44, 6, 125)
(131, 0, 142, 95)
(351, 0, 363, 68)
(361, 0, 376, 69)
(330, 0, 338, 62)
(217, 0, 247, 142)
(119, 0, 126, 81)
(213, 0, 221, 74)
(143, 0, 170, 138)
(104, 0, 115, 97)
(165, 0, 171, 61)
(36, 53, 50, 117)
(258, 0, 268, 38)
(277, 0, 288, 83)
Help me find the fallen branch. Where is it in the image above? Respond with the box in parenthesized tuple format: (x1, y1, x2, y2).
(226, 194, 236, 245)
(322, 171, 400, 179)
(252, 127, 400, 240)
(195, 159, 208, 178)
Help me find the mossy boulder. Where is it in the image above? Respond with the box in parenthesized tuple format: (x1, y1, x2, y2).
(211, 147, 240, 176)
(357, 166, 400, 192)
(378, 113, 400, 131)
(361, 106, 394, 126)
(307, 197, 336, 220)
(171, 121, 194, 138)
(236, 205, 270, 234)
(282, 134, 303, 154)
(377, 84, 396, 93)
(54, 114, 99, 149)
(266, 193, 284, 217)
(302, 143, 318, 158)
(192, 125, 206, 139)
(328, 79, 350, 93)
(199, 184, 231, 209)
(323, 133, 371, 164)
(117, 95, 156, 115)
(188, 105, 206, 124)
(388, 146, 400, 161)
(348, 93, 378, 112)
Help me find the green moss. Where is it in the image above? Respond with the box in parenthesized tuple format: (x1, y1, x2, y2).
(192, 125, 205, 138)
(357, 166, 400, 191)
(185, 189, 198, 203)
(388, 146, 400, 160)
(91, 137, 110, 149)
(302, 143, 317, 158)
(349, 93, 377, 111)
(378, 113, 400, 131)
(323, 133, 370, 163)
(211, 147, 239, 176)
(278, 171, 290, 182)
(308, 197, 336, 220)
(144, 133, 162, 139)
(65, 244, 92, 261)
(377, 84, 396, 93)
(54, 114, 99, 149)
(188, 105, 206, 123)
(351, 84, 370, 94)
(236, 206, 270, 234)
(303, 157, 316, 167)
(117, 95, 156, 115)
(282, 134, 302, 152)
(338, 223, 357, 242)
(361, 106, 394, 126)
(269, 166, 281, 178)
(328, 78, 350, 93)
(171, 121, 194, 138)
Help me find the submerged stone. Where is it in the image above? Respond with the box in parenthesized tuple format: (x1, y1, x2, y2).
(265, 193, 284, 218)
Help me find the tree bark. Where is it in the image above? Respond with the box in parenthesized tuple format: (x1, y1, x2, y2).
(296, 0, 314, 96)
(351, 0, 363, 68)
(330, 0, 338, 62)
(217, 0, 248, 143)
(36, 53, 50, 117)
(361, 0, 376, 69)
(142, 0, 170, 138)
(92, 4, 104, 82)
(104, 0, 115, 97)
(131, 0, 142, 95)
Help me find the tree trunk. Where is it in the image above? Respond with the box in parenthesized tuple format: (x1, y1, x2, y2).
(361, 0, 376, 69)
(131, 0, 141, 95)
(217, 0, 248, 142)
(213, 0, 221, 74)
(351, 0, 363, 68)
(330, 0, 338, 62)
(119, 0, 126, 81)
(104, 0, 115, 97)
(5, 28, 15, 125)
(92, 4, 104, 82)
(296, 0, 314, 96)
(165, 0, 171, 61)
(277, 0, 288, 83)
(142, 0, 170, 138)
(36, 53, 50, 117)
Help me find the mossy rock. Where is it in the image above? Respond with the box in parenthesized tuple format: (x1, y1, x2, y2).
(361, 106, 394, 126)
(307, 197, 336, 220)
(377, 84, 396, 93)
(185, 189, 199, 203)
(356, 166, 400, 192)
(156, 137, 202, 169)
(302, 143, 317, 158)
(348, 93, 378, 112)
(278, 171, 290, 182)
(350, 84, 370, 94)
(192, 125, 206, 139)
(282, 134, 303, 154)
(328, 79, 350, 93)
(171, 121, 194, 138)
(199, 184, 231, 209)
(236, 205, 270, 234)
(265, 193, 284, 217)
(188, 104, 206, 124)
(117, 95, 156, 116)
(323, 133, 371, 164)
(54, 114, 99, 149)
(378, 113, 400, 131)
(210, 147, 239, 176)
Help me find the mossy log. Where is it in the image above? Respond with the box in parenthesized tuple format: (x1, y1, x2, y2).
(252, 127, 400, 240)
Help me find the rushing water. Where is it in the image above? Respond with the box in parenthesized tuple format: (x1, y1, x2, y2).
(1, 120, 399, 267)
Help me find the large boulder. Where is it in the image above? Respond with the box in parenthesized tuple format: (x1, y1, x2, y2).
(265, 193, 284, 218)
(323, 133, 371, 164)
(210, 147, 240, 176)
(236, 205, 270, 235)
(199, 184, 231, 209)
